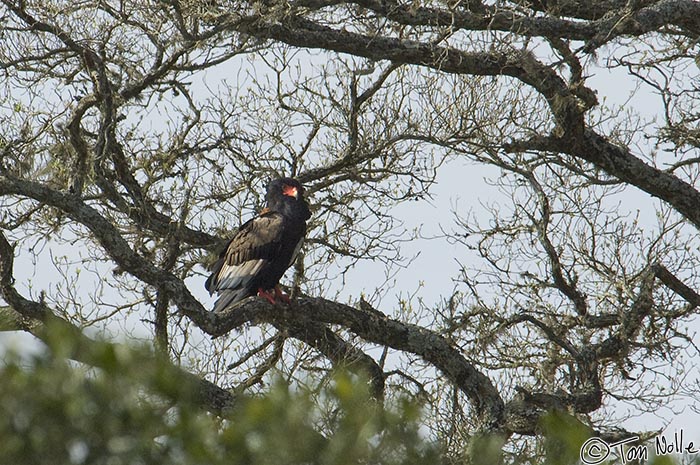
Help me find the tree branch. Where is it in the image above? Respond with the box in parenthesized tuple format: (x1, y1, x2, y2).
(505, 132, 700, 232)
(652, 263, 700, 308)
(0, 230, 237, 416)
(0, 175, 217, 332)
(215, 296, 506, 432)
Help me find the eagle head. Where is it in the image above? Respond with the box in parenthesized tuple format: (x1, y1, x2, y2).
(266, 178, 311, 220)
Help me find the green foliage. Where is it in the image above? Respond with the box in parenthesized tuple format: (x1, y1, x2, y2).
(466, 433, 507, 465)
(0, 333, 441, 465)
(1, 325, 690, 465)
(541, 410, 593, 465)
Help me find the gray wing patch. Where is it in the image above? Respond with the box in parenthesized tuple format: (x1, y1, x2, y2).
(288, 237, 304, 268)
(206, 213, 285, 311)
(214, 259, 266, 293)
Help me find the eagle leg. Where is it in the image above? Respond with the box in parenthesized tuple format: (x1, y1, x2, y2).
(274, 285, 291, 304)
(257, 288, 277, 305)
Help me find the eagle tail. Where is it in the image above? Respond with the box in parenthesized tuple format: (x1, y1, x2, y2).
(212, 288, 248, 313)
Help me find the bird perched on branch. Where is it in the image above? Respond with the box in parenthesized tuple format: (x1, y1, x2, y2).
(205, 178, 311, 312)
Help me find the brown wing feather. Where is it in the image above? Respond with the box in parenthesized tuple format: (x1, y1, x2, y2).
(205, 212, 285, 294)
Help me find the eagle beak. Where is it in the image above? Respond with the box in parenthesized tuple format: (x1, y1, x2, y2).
(282, 184, 299, 199)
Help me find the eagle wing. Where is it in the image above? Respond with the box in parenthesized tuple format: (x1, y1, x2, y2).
(205, 212, 285, 312)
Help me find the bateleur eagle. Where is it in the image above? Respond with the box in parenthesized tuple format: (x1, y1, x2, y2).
(205, 178, 311, 312)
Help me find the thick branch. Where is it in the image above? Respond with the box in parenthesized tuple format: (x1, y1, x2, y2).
(227, 11, 700, 233)
(295, 0, 595, 40)
(653, 263, 700, 308)
(0, 232, 49, 321)
(270, 315, 386, 400)
(230, 15, 595, 121)
(0, 231, 237, 416)
(215, 296, 505, 432)
(506, 133, 700, 232)
(0, 176, 218, 333)
(229, 11, 700, 233)
(293, 0, 700, 43)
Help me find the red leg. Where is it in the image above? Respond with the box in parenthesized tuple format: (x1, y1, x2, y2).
(257, 288, 277, 305)
(274, 285, 291, 304)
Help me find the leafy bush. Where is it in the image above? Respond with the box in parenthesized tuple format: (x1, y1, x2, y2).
(0, 327, 689, 465)
(0, 336, 441, 465)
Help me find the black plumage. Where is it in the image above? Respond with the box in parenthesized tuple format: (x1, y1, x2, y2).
(205, 178, 311, 312)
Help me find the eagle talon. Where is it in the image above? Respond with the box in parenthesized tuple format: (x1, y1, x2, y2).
(274, 285, 291, 304)
(257, 288, 277, 305)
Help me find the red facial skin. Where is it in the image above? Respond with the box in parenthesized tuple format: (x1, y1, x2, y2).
(282, 184, 298, 199)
